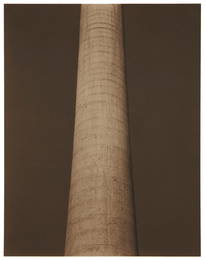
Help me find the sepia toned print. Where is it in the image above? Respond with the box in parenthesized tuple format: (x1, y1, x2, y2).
(4, 4, 200, 256)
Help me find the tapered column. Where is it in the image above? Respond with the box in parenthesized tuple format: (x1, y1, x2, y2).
(65, 4, 137, 256)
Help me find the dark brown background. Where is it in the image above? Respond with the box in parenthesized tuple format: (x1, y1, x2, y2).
(5, 4, 200, 256)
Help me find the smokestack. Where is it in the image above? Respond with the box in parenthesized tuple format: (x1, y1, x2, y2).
(65, 4, 137, 256)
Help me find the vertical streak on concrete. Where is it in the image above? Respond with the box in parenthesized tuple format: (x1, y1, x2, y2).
(65, 4, 137, 256)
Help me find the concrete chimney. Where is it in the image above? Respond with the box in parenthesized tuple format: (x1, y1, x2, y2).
(65, 4, 137, 256)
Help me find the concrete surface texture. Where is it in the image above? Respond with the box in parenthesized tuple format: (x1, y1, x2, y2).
(65, 4, 137, 256)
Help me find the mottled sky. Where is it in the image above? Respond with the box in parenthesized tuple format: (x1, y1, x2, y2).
(5, 4, 200, 256)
